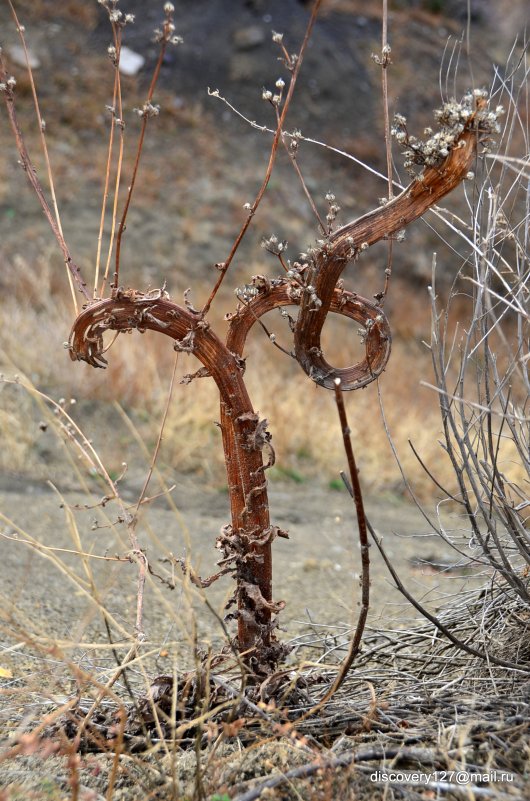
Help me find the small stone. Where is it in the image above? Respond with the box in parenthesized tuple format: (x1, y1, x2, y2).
(7, 44, 41, 70)
(118, 46, 145, 76)
(233, 25, 265, 50)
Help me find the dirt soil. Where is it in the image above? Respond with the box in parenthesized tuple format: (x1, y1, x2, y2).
(0, 0, 526, 292)
(0, 471, 481, 646)
(0, 2, 528, 799)
(0, 471, 486, 800)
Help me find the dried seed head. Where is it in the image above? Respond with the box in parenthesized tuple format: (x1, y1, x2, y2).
(392, 91, 503, 176)
(261, 234, 287, 255)
(134, 102, 160, 118)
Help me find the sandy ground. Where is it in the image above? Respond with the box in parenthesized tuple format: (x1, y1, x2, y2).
(0, 470, 482, 669)
(0, 4, 519, 795)
(0, 473, 490, 799)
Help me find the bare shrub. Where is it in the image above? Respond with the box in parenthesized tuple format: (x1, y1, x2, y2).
(1, 1, 529, 799)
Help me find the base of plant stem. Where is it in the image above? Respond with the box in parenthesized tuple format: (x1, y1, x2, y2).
(52, 661, 315, 755)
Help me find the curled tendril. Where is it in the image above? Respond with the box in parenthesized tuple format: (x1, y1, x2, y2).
(68, 97, 490, 668)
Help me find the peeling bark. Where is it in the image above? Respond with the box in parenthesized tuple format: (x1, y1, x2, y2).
(69, 120, 481, 673)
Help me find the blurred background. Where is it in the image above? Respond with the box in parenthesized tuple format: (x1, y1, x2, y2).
(0, 0, 528, 495)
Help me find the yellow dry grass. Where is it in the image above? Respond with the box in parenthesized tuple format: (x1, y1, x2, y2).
(2, 251, 517, 501)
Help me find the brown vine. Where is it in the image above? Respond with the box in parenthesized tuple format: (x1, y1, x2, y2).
(68, 117, 481, 672)
(2, 3, 493, 670)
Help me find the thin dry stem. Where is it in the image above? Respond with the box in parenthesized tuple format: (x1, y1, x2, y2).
(113, 11, 175, 289)
(6, 0, 78, 312)
(0, 54, 89, 302)
(200, 0, 324, 316)
(367, 517, 530, 672)
(293, 379, 371, 722)
(135, 352, 179, 514)
(380, 0, 394, 303)
(279, 121, 326, 234)
(94, 29, 121, 297)
(100, 21, 126, 298)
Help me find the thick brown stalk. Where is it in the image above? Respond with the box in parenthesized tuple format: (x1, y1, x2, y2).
(220, 284, 390, 613)
(68, 281, 390, 671)
(69, 115, 484, 674)
(226, 282, 391, 390)
(294, 129, 479, 388)
(68, 294, 282, 673)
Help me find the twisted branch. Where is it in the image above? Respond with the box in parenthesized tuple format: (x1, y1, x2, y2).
(67, 100, 488, 671)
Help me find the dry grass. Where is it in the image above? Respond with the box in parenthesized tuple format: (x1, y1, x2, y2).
(0, 252, 464, 496)
(1, 4, 529, 800)
(1, 249, 525, 504)
(1, 571, 528, 800)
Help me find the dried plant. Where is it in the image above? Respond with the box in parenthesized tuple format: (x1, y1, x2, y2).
(420, 58, 530, 607)
(0, 0, 504, 680)
(3, 9, 529, 800)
